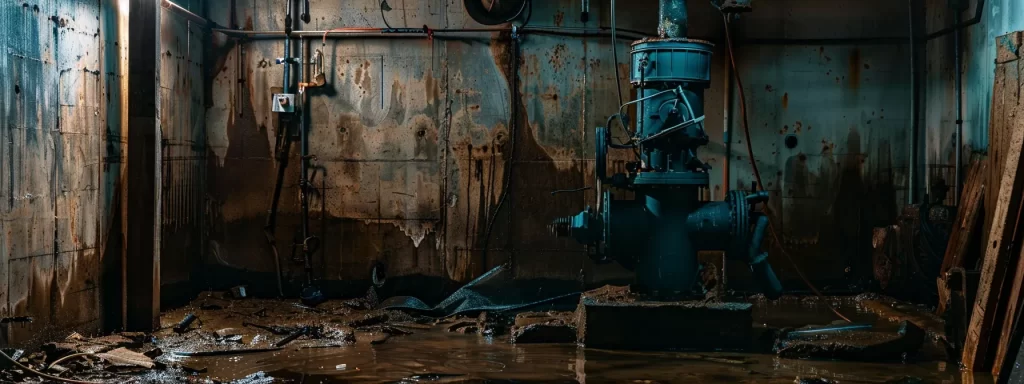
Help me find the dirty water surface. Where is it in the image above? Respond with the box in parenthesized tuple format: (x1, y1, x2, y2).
(145, 294, 990, 384)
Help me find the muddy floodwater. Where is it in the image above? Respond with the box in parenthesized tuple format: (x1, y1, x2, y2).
(152, 295, 995, 384)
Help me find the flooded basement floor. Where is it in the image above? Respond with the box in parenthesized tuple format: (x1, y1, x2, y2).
(143, 293, 992, 384)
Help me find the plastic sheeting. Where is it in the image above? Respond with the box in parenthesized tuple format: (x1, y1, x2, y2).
(379, 265, 581, 316)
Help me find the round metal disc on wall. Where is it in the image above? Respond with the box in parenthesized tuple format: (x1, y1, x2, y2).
(464, 0, 528, 25)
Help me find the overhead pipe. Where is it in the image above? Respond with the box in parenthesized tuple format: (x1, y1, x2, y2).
(160, 0, 217, 28)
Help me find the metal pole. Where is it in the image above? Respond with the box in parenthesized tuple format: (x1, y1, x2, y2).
(908, 0, 919, 205)
(300, 36, 313, 285)
(658, 0, 688, 38)
(954, 11, 964, 202)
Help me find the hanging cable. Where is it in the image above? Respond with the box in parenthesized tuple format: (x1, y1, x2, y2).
(0, 349, 101, 384)
(719, 9, 851, 323)
(480, 29, 521, 270)
(610, 0, 624, 107)
(380, 1, 394, 29)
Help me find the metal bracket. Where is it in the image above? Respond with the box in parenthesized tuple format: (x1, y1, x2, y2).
(272, 94, 296, 113)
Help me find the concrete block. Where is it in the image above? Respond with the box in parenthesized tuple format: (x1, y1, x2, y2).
(576, 286, 753, 351)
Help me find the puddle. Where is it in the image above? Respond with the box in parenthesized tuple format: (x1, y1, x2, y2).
(159, 296, 993, 383)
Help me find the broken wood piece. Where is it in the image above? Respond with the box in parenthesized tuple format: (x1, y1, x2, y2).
(96, 348, 158, 369)
(992, 240, 1024, 377)
(939, 158, 987, 278)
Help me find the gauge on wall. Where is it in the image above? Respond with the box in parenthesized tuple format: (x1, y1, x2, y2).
(464, 0, 529, 25)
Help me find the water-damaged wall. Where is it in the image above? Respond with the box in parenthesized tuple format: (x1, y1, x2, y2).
(0, 0, 205, 345)
(204, 0, 915, 295)
(925, 0, 1023, 158)
(158, 0, 207, 303)
(0, 0, 123, 345)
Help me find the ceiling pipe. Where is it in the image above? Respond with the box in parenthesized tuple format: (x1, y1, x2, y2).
(160, 0, 217, 28)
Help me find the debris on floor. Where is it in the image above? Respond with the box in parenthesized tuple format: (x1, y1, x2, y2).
(510, 311, 577, 344)
(775, 320, 926, 362)
(0, 289, 961, 383)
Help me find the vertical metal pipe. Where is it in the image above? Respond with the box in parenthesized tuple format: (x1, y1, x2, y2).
(908, 0, 919, 205)
(658, 0, 688, 38)
(283, 1, 291, 94)
(723, 52, 733, 195)
(300, 36, 312, 284)
(954, 11, 964, 203)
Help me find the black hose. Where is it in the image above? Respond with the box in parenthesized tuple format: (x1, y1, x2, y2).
(748, 216, 782, 299)
(481, 33, 520, 271)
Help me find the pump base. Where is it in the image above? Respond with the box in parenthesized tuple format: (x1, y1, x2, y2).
(576, 286, 753, 351)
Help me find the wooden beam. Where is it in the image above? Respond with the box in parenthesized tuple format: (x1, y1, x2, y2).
(125, 0, 162, 331)
(962, 33, 1024, 371)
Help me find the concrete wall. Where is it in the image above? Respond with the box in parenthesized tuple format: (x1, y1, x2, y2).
(925, 0, 1024, 159)
(0, 0, 205, 345)
(159, 0, 207, 303)
(0, 0, 123, 345)
(203, 0, 915, 294)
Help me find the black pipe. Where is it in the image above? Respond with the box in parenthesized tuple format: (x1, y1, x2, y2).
(301, 0, 310, 24)
(658, 0, 688, 38)
(299, 36, 313, 286)
(748, 215, 782, 299)
(909, 0, 920, 205)
(173, 313, 198, 333)
(954, 10, 964, 202)
(285, 0, 293, 36)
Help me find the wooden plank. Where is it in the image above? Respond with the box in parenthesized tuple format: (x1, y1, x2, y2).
(994, 241, 1024, 378)
(982, 36, 1020, 275)
(937, 157, 985, 316)
(940, 158, 987, 275)
(963, 36, 1024, 371)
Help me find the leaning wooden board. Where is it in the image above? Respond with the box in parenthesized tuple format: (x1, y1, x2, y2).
(992, 33, 1024, 378)
(962, 31, 1024, 373)
(939, 158, 987, 276)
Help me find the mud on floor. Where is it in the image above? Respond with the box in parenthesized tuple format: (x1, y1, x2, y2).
(0, 290, 993, 383)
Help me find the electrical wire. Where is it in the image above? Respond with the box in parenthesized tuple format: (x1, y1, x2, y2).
(380, 1, 394, 29)
(0, 349, 101, 384)
(46, 353, 99, 371)
(480, 33, 521, 270)
(610, 0, 624, 107)
(719, 10, 852, 323)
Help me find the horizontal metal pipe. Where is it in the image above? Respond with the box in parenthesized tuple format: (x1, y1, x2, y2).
(161, 0, 216, 28)
(740, 37, 909, 46)
(210, 26, 658, 42)
(924, 0, 985, 41)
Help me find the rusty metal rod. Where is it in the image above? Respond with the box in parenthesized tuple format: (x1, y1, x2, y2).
(160, 0, 216, 28)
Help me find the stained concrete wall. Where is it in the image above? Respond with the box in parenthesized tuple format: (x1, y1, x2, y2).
(204, 0, 915, 294)
(0, 0, 122, 345)
(925, 0, 1024, 158)
(158, 0, 207, 303)
(0, 0, 205, 345)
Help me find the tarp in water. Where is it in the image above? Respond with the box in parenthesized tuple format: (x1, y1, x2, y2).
(379, 265, 580, 316)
